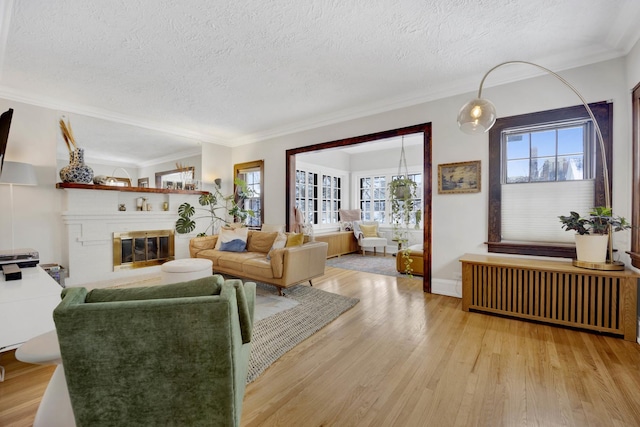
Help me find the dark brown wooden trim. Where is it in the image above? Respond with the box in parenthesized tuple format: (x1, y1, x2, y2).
(285, 123, 433, 292)
(488, 101, 613, 258)
(631, 83, 640, 269)
(487, 241, 576, 258)
(56, 182, 208, 195)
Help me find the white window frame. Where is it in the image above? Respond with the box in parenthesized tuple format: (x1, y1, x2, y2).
(295, 161, 347, 230)
(354, 166, 423, 228)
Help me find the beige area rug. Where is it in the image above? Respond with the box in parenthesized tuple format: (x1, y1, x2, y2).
(247, 283, 359, 383)
(107, 275, 359, 383)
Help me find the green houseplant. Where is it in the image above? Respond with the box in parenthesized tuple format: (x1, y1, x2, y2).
(559, 206, 631, 263)
(176, 178, 254, 236)
(388, 176, 417, 275)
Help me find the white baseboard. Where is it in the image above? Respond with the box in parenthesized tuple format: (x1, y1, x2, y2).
(431, 278, 461, 298)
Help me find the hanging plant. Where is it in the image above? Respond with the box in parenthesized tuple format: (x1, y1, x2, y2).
(388, 136, 418, 275)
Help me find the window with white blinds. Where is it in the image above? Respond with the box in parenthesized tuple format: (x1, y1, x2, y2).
(487, 101, 611, 258)
(502, 180, 594, 243)
(500, 119, 595, 244)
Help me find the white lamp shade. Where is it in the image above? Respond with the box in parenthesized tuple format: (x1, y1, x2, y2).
(457, 98, 497, 134)
(0, 161, 37, 185)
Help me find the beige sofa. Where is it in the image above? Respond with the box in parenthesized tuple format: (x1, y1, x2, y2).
(189, 231, 328, 295)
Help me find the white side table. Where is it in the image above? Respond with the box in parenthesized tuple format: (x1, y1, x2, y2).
(0, 266, 61, 380)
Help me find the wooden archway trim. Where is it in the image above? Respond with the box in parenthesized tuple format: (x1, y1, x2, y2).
(285, 123, 433, 293)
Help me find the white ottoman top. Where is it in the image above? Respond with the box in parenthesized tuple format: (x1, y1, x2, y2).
(161, 258, 212, 273)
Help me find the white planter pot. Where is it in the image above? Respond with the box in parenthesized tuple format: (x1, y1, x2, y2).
(575, 234, 609, 263)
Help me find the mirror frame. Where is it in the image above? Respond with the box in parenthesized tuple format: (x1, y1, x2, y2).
(234, 160, 265, 227)
(155, 166, 195, 189)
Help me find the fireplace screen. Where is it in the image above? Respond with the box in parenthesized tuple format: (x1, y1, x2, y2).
(113, 230, 175, 270)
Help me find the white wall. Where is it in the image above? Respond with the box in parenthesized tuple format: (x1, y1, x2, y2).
(0, 56, 634, 291)
(0, 99, 60, 264)
(350, 144, 423, 172)
(232, 57, 632, 287)
(297, 148, 350, 170)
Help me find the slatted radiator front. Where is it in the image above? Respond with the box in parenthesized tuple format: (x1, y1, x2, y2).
(460, 255, 639, 341)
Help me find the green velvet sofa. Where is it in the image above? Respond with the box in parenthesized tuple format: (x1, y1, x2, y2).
(53, 275, 255, 427)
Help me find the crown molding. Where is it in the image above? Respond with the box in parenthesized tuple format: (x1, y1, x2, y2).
(0, 85, 235, 146)
(0, 47, 629, 150)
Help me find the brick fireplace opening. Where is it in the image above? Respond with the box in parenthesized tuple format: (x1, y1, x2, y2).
(113, 230, 175, 271)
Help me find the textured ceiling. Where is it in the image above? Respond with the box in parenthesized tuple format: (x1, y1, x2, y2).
(1, 0, 639, 165)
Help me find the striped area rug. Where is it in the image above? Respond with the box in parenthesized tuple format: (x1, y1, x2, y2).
(247, 283, 359, 383)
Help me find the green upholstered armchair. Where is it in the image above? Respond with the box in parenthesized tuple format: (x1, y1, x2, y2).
(53, 275, 255, 427)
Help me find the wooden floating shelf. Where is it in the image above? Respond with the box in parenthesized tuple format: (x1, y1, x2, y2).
(56, 182, 209, 195)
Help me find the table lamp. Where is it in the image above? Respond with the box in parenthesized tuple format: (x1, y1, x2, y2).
(0, 161, 37, 252)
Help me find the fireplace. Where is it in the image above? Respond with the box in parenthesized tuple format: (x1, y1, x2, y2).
(113, 230, 175, 271)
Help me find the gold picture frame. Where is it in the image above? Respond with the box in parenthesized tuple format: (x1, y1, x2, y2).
(438, 161, 481, 194)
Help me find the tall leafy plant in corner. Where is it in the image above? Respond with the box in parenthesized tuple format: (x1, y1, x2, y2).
(175, 178, 255, 236)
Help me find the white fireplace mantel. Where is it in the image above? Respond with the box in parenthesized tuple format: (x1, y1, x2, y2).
(58, 186, 206, 288)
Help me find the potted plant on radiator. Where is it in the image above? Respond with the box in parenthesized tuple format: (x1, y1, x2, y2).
(559, 206, 631, 263)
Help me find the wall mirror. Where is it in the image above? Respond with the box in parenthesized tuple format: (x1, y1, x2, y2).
(56, 112, 203, 187)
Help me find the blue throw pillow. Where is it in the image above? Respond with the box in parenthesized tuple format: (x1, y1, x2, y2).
(219, 239, 247, 252)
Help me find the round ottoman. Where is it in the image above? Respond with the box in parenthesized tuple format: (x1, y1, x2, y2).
(161, 258, 213, 284)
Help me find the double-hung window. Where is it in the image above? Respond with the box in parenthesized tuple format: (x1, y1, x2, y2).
(295, 166, 344, 227)
(235, 160, 264, 228)
(359, 176, 386, 222)
(488, 102, 612, 257)
(322, 175, 341, 224)
(357, 170, 423, 226)
(295, 170, 318, 225)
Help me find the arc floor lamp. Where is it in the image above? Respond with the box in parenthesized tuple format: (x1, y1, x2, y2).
(456, 60, 623, 270)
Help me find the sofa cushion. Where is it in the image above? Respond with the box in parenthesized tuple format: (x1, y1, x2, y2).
(359, 224, 378, 237)
(260, 224, 285, 233)
(340, 221, 354, 231)
(189, 235, 217, 252)
(266, 232, 287, 261)
(85, 275, 224, 303)
(285, 233, 304, 247)
(196, 249, 224, 267)
(242, 258, 274, 279)
(246, 231, 278, 253)
(217, 252, 263, 271)
(217, 227, 249, 252)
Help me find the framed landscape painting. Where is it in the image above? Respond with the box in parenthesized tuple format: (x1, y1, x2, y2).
(438, 160, 481, 194)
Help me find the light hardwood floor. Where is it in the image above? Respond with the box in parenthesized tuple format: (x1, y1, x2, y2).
(2, 266, 640, 426)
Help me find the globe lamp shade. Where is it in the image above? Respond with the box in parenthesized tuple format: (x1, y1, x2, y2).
(457, 98, 497, 134)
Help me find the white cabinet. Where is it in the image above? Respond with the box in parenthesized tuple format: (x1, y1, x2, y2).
(0, 266, 62, 352)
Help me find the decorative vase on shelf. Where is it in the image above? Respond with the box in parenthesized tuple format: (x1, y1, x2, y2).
(59, 148, 94, 184)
